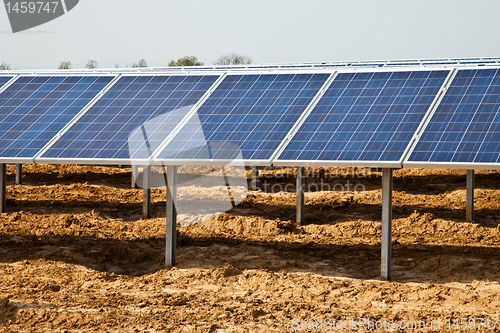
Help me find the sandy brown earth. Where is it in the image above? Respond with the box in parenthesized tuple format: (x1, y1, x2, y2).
(1, 164, 500, 332)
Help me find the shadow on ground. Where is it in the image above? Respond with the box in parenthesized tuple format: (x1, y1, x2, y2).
(1, 230, 499, 284)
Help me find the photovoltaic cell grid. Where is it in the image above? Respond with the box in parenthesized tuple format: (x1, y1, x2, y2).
(40, 75, 219, 160)
(407, 69, 500, 164)
(0, 76, 113, 159)
(156, 73, 330, 161)
(277, 70, 449, 163)
(0, 76, 14, 90)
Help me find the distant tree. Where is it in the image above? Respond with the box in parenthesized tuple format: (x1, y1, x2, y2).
(58, 61, 72, 69)
(130, 59, 148, 68)
(85, 59, 98, 69)
(0, 62, 11, 70)
(0, 62, 12, 70)
(168, 56, 203, 67)
(214, 53, 252, 66)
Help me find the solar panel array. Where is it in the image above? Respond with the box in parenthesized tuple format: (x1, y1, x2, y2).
(39, 75, 218, 163)
(156, 73, 329, 163)
(0, 63, 499, 169)
(0, 75, 114, 162)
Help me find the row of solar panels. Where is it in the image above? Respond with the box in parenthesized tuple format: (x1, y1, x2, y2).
(6, 57, 500, 76)
(0, 66, 499, 170)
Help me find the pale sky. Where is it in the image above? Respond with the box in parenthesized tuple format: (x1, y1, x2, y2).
(1, 0, 499, 70)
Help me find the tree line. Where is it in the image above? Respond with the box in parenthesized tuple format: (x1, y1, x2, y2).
(0, 53, 252, 70)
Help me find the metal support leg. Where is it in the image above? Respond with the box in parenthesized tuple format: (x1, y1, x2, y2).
(15, 164, 22, 185)
(251, 167, 260, 191)
(466, 169, 474, 222)
(131, 165, 138, 189)
(381, 168, 393, 280)
(0, 164, 6, 213)
(296, 167, 305, 225)
(143, 165, 151, 219)
(166, 165, 177, 266)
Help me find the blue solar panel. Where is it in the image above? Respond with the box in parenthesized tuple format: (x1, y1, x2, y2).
(0, 76, 14, 90)
(0, 76, 113, 159)
(40, 75, 219, 160)
(155, 73, 330, 161)
(407, 68, 500, 165)
(276, 70, 449, 163)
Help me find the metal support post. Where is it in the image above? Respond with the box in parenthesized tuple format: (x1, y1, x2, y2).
(143, 165, 151, 219)
(251, 167, 260, 191)
(466, 169, 474, 222)
(381, 168, 393, 280)
(0, 164, 6, 213)
(166, 165, 178, 266)
(15, 164, 22, 185)
(131, 165, 138, 189)
(296, 167, 305, 225)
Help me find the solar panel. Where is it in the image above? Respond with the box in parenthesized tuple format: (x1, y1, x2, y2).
(154, 73, 331, 164)
(0, 76, 14, 91)
(274, 70, 450, 167)
(38, 75, 220, 163)
(406, 68, 500, 168)
(0, 75, 114, 162)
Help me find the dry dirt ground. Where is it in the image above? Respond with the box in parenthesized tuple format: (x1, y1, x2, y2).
(1, 164, 500, 332)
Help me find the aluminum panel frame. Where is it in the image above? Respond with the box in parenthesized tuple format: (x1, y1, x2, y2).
(35, 157, 151, 166)
(151, 158, 272, 167)
(0, 157, 36, 164)
(404, 161, 500, 170)
(272, 160, 402, 168)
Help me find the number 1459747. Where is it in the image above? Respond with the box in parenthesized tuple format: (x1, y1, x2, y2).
(5, 1, 59, 14)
